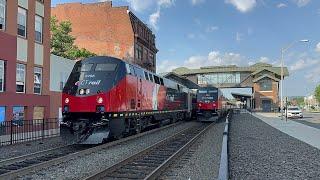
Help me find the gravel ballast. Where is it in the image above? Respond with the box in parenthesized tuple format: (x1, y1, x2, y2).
(21, 121, 198, 180)
(229, 113, 320, 180)
(0, 136, 69, 160)
(160, 121, 225, 180)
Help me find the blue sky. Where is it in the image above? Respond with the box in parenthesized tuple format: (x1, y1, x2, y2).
(52, 0, 320, 96)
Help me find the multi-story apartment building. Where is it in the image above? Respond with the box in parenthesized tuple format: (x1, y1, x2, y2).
(51, 1, 158, 72)
(0, 0, 51, 122)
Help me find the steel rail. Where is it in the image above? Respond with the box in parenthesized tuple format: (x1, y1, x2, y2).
(0, 121, 184, 180)
(85, 122, 214, 180)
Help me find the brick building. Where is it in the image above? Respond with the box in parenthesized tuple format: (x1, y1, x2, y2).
(51, 2, 158, 72)
(172, 63, 289, 112)
(0, 0, 51, 122)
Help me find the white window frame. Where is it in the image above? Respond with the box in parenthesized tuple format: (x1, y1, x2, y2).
(0, 60, 4, 92)
(17, 7, 27, 37)
(0, 0, 6, 30)
(16, 63, 26, 93)
(34, 67, 42, 94)
(35, 15, 43, 43)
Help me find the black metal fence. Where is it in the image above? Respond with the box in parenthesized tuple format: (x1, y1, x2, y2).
(0, 118, 60, 146)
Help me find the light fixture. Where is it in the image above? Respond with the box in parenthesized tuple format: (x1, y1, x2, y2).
(65, 98, 70, 104)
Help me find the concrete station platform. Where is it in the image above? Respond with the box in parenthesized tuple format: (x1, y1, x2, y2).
(253, 112, 320, 150)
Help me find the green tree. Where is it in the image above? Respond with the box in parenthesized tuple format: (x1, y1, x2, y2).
(315, 85, 320, 103)
(50, 16, 96, 60)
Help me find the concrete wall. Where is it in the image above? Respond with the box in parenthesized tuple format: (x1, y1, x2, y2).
(50, 54, 75, 92)
(49, 54, 75, 118)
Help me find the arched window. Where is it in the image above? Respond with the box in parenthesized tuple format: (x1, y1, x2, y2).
(259, 78, 272, 91)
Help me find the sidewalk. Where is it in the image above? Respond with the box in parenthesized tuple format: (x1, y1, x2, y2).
(253, 112, 320, 150)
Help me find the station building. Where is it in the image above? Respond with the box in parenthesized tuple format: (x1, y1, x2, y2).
(0, 0, 51, 122)
(51, 1, 158, 72)
(172, 63, 289, 112)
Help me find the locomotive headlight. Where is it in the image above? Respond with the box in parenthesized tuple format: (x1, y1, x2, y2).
(86, 89, 90, 94)
(79, 89, 85, 95)
(65, 98, 70, 104)
(97, 97, 103, 104)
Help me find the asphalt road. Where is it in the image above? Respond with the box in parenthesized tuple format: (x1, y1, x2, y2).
(292, 112, 320, 129)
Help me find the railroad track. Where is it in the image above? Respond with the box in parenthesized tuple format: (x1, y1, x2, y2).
(85, 122, 214, 180)
(0, 121, 183, 180)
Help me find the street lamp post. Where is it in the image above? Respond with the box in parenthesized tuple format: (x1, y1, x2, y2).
(280, 39, 309, 120)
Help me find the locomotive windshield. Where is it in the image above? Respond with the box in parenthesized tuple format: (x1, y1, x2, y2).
(63, 57, 125, 96)
(197, 88, 218, 102)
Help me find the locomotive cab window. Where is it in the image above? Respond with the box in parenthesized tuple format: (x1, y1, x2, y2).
(76, 63, 93, 72)
(154, 75, 160, 84)
(198, 90, 207, 93)
(144, 71, 149, 81)
(159, 78, 164, 85)
(95, 63, 117, 71)
(149, 73, 154, 82)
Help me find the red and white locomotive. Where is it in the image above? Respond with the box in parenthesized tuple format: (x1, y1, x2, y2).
(61, 56, 194, 144)
(196, 86, 228, 121)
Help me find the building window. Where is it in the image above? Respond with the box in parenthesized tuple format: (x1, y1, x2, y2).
(33, 106, 44, 121)
(0, 106, 5, 122)
(34, 67, 42, 94)
(197, 73, 241, 85)
(17, 7, 27, 37)
(0, 60, 4, 92)
(149, 53, 155, 65)
(0, 0, 6, 30)
(35, 15, 43, 43)
(259, 79, 272, 91)
(135, 44, 143, 61)
(12, 106, 25, 124)
(16, 63, 26, 93)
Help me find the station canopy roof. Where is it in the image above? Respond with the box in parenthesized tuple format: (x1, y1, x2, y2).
(160, 72, 200, 89)
(231, 92, 252, 100)
(172, 62, 289, 77)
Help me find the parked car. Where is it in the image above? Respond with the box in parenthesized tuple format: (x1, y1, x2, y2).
(285, 106, 303, 118)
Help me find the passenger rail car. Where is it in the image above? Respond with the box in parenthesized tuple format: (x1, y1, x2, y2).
(196, 86, 228, 121)
(61, 56, 193, 144)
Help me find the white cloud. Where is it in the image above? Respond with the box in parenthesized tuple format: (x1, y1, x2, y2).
(290, 59, 318, 71)
(225, 0, 257, 13)
(277, 3, 287, 8)
(191, 0, 205, 5)
(149, 9, 160, 30)
(294, 0, 311, 7)
(236, 32, 243, 42)
(305, 64, 320, 82)
(157, 60, 178, 73)
(206, 26, 219, 33)
(184, 51, 244, 69)
(316, 42, 320, 52)
(148, 0, 175, 30)
(258, 56, 269, 63)
(125, 0, 155, 12)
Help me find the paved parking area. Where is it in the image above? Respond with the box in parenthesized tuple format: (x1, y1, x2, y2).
(292, 113, 320, 129)
(256, 112, 320, 129)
